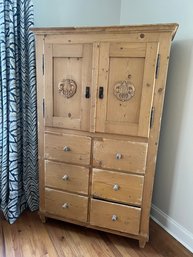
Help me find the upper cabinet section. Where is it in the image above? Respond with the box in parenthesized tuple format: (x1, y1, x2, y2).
(32, 24, 178, 137)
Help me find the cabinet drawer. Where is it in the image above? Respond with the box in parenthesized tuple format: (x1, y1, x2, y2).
(92, 169, 144, 205)
(93, 138, 148, 174)
(90, 199, 141, 235)
(45, 161, 89, 195)
(45, 133, 91, 165)
(45, 188, 88, 222)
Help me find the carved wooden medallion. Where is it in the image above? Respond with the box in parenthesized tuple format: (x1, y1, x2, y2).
(58, 79, 77, 98)
(114, 80, 135, 101)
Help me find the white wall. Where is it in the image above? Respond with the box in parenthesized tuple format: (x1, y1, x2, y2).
(121, 0, 193, 252)
(33, 0, 121, 27)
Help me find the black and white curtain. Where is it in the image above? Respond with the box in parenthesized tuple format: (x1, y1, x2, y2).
(0, 0, 38, 223)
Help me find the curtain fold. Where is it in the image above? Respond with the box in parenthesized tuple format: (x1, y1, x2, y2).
(0, 0, 38, 224)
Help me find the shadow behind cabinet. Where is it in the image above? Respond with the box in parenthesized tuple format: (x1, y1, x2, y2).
(32, 24, 178, 248)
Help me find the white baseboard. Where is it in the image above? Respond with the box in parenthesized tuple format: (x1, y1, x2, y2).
(151, 204, 193, 253)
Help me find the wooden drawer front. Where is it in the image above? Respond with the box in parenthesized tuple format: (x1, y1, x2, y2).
(45, 188, 88, 222)
(92, 169, 144, 205)
(45, 133, 91, 165)
(93, 138, 148, 174)
(45, 161, 89, 195)
(90, 199, 141, 235)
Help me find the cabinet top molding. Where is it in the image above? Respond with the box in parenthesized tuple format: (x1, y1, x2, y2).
(31, 23, 178, 39)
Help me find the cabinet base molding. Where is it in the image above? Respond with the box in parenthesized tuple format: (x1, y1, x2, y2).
(39, 211, 148, 248)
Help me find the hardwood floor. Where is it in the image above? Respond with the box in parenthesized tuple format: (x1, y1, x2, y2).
(0, 211, 192, 257)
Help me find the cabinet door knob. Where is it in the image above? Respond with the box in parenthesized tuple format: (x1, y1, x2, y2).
(62, 175, 69, 181)
(63, 146, 71, 152)
(113, 184, 120, 191)
(115, 153, 122, 160)
(112, 215, 118, 221)
(62, 203, 69, 209)
(85, 86, 90, 98)
(99, 86, 104, 99)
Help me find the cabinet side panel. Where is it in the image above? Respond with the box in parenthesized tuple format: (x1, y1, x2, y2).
(139, 32, 173, 239)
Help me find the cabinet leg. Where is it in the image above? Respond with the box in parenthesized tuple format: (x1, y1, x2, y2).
(39, 213, 47, 223)
(139, 239, 147, 248)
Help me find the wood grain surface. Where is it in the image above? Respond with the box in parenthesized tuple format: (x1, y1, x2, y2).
(0, 211, 191, 257)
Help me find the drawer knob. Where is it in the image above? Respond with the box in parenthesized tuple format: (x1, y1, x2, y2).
(63, 146, 71, 152)
(62, 203, 69, 209)
(115, 153, 122, 160)
(62, 175, 69, 181)
(112, 215, 118, 221)
(113, 184, 120, 191)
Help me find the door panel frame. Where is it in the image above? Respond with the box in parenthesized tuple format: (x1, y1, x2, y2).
(138, 42, 159, 137)
(44, 42, 93, 131)
(44, 43, 54, 127)
(95, 42, 110, 133)
(95, 42, 159, 137)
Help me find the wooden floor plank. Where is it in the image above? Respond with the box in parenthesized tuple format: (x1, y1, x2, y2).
(100, 232, 135, 257)
(2, 211, 58, 257)
(0, 215, 5, 257)
(1, 211, 192, 257)
(128, 240, 164, 257)
(107, 234, 142, 257)
(46, 218, 118, 257)
(46, 220, 85, 257)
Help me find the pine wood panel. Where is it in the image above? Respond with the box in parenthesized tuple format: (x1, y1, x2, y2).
(45, 188, 88, 222)
(44, 43, 53, 127)
(31, 23, 178, 35)
(53, 53, 82, 126)
(109, 42, 146, 57)
(106, 56, 144, 126)
(95, 42, 109, 132)
(93, 138, 148, 174)
(90, 42, 100, 132)
(90, 199, 141, 235)
(137, 42, 159, 137)
(80, 44, 93, 131)
(45, 126, 148, 143)
(139, 33, 174, 240)
(92, 169, 144, 206)
(52, 44, 83, 57)
(44, 33, 162, 45)
(95, 42, 158, 137)
(44, 132, 91, 165)
(45, 42, 93, 131)
(45, 160, 89, 195)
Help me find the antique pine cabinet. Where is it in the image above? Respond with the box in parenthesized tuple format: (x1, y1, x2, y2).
(32, 24, 178, 247)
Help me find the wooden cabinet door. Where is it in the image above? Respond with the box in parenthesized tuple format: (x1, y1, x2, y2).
(44, 42, 93, 131)
(96, 42, 159, 137)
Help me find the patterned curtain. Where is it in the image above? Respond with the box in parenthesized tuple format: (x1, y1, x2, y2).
(0, 0, 38, 223)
